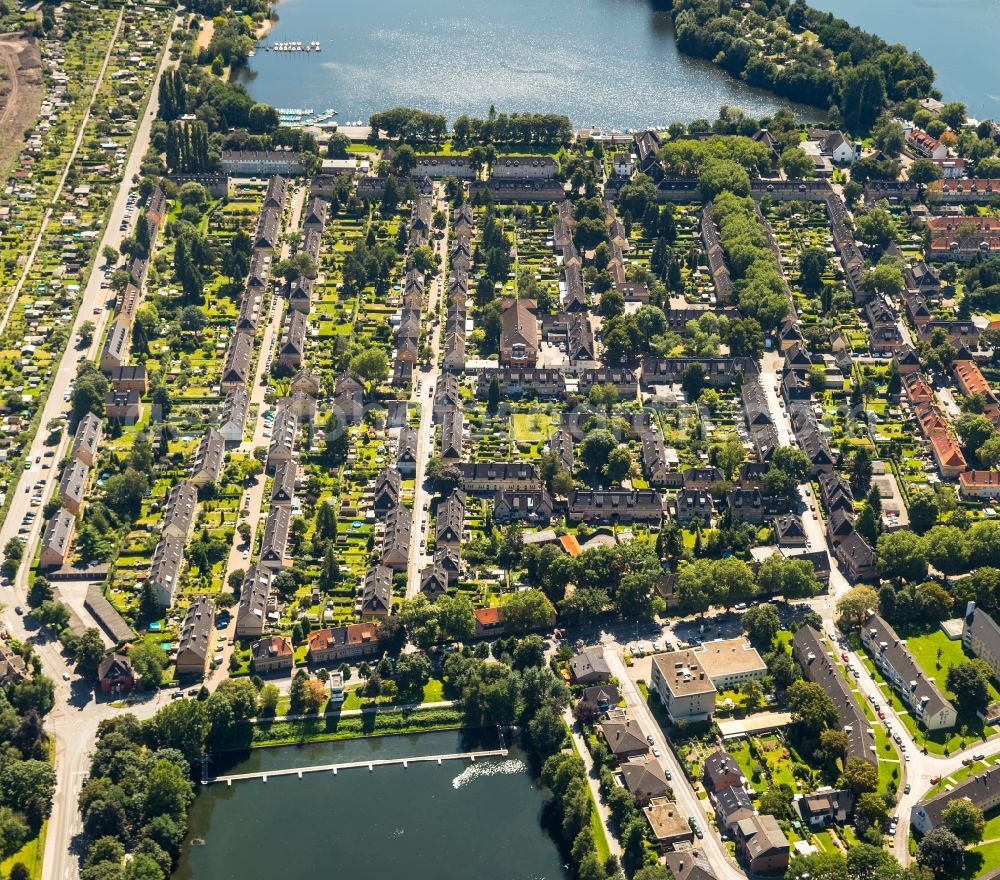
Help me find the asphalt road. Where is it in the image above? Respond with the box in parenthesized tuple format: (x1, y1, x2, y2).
(405, 183, 448, 597)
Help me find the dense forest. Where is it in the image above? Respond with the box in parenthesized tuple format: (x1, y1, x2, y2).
(668, 0, 936, 131)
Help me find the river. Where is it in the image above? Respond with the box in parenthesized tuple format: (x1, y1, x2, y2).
(173, 730, 568, 880)
(234, 0, 815, 129)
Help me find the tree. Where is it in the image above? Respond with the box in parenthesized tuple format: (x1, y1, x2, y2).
(603, 446, 632, 484)
(436, 594, 475, 642)
(740, 603, 780, 650)
(348, 349, 389, 389)
(780, 146, 814, 178)
(799, 247, 829, 293)
(102, 469, 149, 521)
(0, 806, 29, 859)
(958, 414, 997, 459)
(129, 641, 167, 687)
(917, 828, 966, 878)
(681, 363, 706, 401)
(698, 158, 751, 199)
(759, 786, 793, 818)
(877, 531, 928, 583)
(836, 585, 879, 630)
(579, 430, 616, 476)
(854, 208, 895, 250)
(942, 798, 985, 843)
(850, 446, 873, 498)
(503, 590, 555, 634)
(909, 491, 939, 534)
(854, 792, 888, 831)
(843, 757, 879, 795)
(75, 629, 106, 679)
(909, 159, 943, 184)
(394, 653, 431, 696)
(787, 680, 837, 733)
(946, 661, 991, 717)
(772, 446, 811, 484)
(528, 704, 566, 757)
(758, 555, 820, 599)
(923, 525, 968, 575)
(400, 595, 441, 649)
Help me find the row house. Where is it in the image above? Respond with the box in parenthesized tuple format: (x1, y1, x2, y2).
(576, 367, 638, 399)
(959, 471, 1000, 501)
(176, 598, 215, 677)
(99, 318, 130, 373)
(372, 468, 402, 512)
(190, 429, 225, 488)
(640, 432, 671, 486)
(260, 506, 291, 570)
(433, 372, 462, 418)
(333, 373, 365, 426)
(236, 287, 266, 335)
(161, 481, 198, 541)
(861, 612, 957, 731)
(60, 459, 89, 516)
(458, 462, 541, 495)
(550, 427, 574, 474)
(793, 625, 875, 767)
(267, 407, 297, 471)
(72, 412, 102, 467)
(640, 356, 759, 389)
(396, 425, 418, 476)
(219, 386, 249, 446)
(255, 207, 282, 251)
(359, 564, 393, 618)
(278, 309, 307, 371)
(728, 487, 787, 525)
(475, 367, 566, 400)
(105, 390, 142, 425)
(439, 407, 464, 460)
(380, 505, 412, 571)
(307, 622, 381, 664)
(39, 507, 75, 569)
(912, 765, 1000, 835)
(148, 533, 185, 608)
(270, 460, 296, 506)
(236, 565, 272, 639)
(834, 530, 877, 582)
(567, 489, 664, 526)
(963, 604, 1000, 682)
(492, 489, 555, 524)
(435, 489, 466, 548)
(500, 299, 538, 366)
(221, 332, 254, 391)
(288, 275, 314, 313)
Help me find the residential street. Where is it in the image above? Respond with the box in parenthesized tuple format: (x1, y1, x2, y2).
(405, 183, 448, 597)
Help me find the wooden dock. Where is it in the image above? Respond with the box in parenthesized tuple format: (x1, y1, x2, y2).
(205, 749, 509, 785)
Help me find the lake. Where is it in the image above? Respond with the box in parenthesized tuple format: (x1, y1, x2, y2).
(808, 0, 1000, 118)
(173, 730, 568, 880)
(235, 0, 813, 129)
(237, 0, 999, 128)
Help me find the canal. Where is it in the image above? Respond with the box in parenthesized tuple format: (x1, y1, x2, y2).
(173, 730, 569, 880)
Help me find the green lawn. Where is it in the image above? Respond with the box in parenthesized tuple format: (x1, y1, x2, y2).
(964, 839, 1000, 880)
(1, 822, 45, 879)
(813, 830, 837, 854)
(510, 413, 553, 443)
(905, 630, 1000, 703)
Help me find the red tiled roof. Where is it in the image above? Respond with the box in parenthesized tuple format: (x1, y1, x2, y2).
(475, 606, 503, 626)
(960, 471, 1000, 489)
(559, 534, 582, 557)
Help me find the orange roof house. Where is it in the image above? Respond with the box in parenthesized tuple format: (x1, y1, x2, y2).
(559, 534, 582, 557)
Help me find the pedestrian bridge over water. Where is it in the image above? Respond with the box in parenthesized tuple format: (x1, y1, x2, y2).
(205, 749, 509, 785)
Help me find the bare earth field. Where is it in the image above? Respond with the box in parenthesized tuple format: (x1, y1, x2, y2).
(0, 32, 43, 175)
